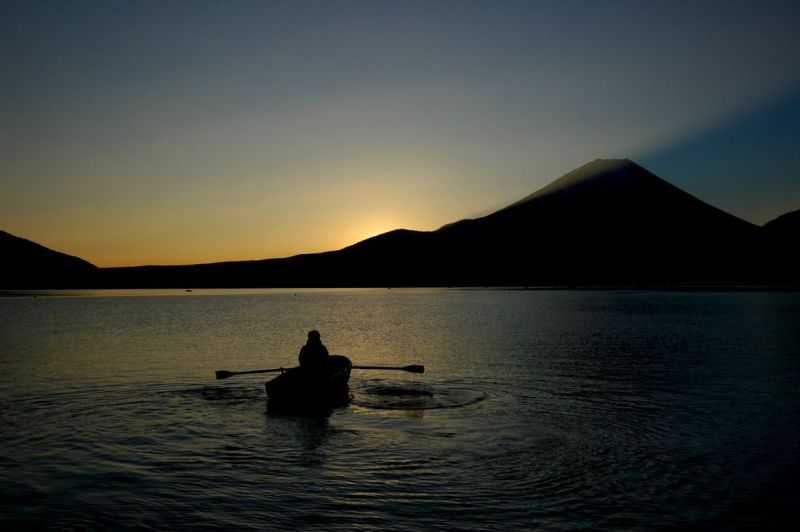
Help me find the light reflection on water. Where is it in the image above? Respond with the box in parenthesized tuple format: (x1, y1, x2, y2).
(1, 289, 799, 530)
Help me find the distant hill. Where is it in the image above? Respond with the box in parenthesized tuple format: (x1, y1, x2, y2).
(763, 209, 800, 237)
(760, 209, 800, 284)
(0, 230, 97, 289)
(3, 159, 798, 288)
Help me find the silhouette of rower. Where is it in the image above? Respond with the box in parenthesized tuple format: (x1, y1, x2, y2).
(299, 330, 329, 368)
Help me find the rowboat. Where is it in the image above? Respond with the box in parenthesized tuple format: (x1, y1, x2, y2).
(265, 354, 353, 411)
(215, 357, 423, 412)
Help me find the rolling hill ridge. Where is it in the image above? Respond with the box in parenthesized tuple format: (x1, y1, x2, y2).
(0, 230, 98, 289)
(2, 159, 797, 288)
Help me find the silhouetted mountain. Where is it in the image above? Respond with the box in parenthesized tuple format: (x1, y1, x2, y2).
(301, 158, 761, 287)
(424, 159, 761, 285)
(760, 209, 800, 284)
(0, 230, 98, 289)
(3, 159, 797, 289)
(98, 159, 782, 288)
(763, 209, 800, 237)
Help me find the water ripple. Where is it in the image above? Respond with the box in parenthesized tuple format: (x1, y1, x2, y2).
(3, 290, 800, 530)
(351, 378, 488, 410)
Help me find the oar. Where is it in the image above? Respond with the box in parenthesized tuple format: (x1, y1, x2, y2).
(215, 368, 286, 380)
(352, 364, 424, 374)
(215, 363, 424, 380)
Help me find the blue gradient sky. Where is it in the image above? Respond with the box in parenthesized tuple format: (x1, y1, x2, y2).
(2, 0, 799, 266)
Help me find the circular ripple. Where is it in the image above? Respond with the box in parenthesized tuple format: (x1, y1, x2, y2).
(169, 385, 264, 405)
(351, 379, 488, 410)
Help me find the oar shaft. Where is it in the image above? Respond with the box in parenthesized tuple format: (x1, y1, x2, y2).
(234, 368, 285, 375)
(352, 365, 407, 370)
(352, 364, 424, 373)
(215, 367, 287, 379)
(216, 362, 424, 380)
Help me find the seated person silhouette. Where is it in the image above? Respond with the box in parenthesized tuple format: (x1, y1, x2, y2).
(298, 330, 329, 369)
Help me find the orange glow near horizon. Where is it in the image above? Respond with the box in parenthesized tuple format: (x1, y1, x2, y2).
(3, 2, 799, 268)
(342, 218, 406, 248)
(17, 210, 432, 268)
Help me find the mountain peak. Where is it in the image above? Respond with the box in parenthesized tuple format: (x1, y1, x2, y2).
(464, 157, 758, 242)
(504, 158, 659, 209)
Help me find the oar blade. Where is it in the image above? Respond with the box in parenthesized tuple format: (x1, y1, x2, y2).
(404, 364, 425, 374)
(215, 370, 234, 380)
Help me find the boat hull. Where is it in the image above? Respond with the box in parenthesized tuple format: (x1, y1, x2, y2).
(265, 355, 352, 411)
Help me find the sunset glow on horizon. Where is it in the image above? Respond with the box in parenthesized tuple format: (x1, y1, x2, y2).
(3, 0, 799, 267)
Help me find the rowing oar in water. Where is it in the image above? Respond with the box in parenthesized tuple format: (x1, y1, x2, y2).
(215, 364, 424, 380)
(215, 368, 286, 380)
(351, 364, 424, 373)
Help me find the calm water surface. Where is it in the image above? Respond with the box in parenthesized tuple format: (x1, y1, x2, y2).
(1, 289, 799, 530)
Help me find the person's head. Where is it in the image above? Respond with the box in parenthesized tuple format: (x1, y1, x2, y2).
(307, 330, 321, 342)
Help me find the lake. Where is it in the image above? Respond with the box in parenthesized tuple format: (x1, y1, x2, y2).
(1, 289, 799, 530)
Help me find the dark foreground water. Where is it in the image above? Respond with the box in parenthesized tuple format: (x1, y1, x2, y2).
(1, 289, 799, 530)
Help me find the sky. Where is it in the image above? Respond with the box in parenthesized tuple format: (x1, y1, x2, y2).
(2, 0, 799, 267)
